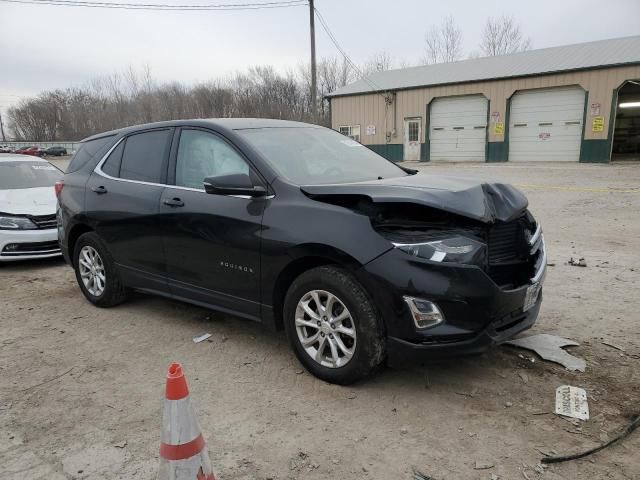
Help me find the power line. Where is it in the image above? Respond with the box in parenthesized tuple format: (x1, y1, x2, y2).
(0, 0, 307, 10)
(313, 7, 386, 97)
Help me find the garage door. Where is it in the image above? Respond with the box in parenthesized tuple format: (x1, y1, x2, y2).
(509, 87, 585, 161)
(430, 95, 487, 162)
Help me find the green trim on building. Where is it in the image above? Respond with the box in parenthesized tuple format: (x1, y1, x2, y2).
(420, 141, 429, 161)
(366, 144, 404, 162)
(487, 141, 508, 162)
(578, 89, 589, 161)
(579, 87, 617, 163)
(579, 140, 610, 162)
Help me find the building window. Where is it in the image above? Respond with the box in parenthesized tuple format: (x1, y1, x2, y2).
(408, 121, 419, 142)
(338, 125, 361, 142)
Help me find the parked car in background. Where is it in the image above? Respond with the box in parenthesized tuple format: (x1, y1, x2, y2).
(0, 146, 12, 153)
(58, 119, 545, 384)
(15, 146, 43, 157)
(0, 153, 63, 261)
(43, 146, 68, 156)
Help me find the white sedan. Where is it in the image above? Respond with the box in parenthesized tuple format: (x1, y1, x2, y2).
(0, 153, 63, 261)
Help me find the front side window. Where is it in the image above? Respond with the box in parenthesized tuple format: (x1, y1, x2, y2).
(119, 129, 171, 183)
(175, 130, 249, 190)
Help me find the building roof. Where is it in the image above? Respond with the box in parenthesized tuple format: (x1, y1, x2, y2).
(327, 35, 640, 98)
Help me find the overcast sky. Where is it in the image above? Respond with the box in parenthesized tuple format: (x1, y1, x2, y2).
(1, 0, 639, 114)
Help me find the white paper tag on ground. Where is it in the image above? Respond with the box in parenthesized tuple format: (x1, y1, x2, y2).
(192, 333, 212, 343)
(555, 385, 589, 420)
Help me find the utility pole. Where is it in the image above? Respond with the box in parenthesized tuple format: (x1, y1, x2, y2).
(309, 0, 317, 122)
(0, 111, 6, 143)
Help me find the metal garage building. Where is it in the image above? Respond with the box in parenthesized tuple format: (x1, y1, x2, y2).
(327, 35, 640, 163)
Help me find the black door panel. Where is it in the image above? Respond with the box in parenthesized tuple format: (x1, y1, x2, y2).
(85, 173, 167, 290)
(160, 188, 264, 319)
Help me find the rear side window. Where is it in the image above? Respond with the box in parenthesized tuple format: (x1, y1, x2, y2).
(101, 141, 124, 177)
(119, 129, 171, 183)
(66, 135, 115, 173)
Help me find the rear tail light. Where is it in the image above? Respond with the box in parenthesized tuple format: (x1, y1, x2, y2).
(54, 181, 64, 198)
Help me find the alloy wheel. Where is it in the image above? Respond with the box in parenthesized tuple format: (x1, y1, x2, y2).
(78, 245, 106, 297)
(294, 290, 357, 368)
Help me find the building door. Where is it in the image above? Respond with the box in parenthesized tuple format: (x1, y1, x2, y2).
(430, 95, 487, 162)
(403, 117, 421, 161)
(509, 87, 585, 161)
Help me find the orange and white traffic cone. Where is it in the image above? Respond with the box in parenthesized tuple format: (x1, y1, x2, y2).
(157, 362, 217, 480)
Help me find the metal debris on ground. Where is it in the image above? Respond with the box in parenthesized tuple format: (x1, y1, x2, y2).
(555, 385, 589, 421)
(192, 333, 212, 343)
(505, 334, 586, 372)
(541, 415, 640, 464)
(601, 341, 625, 352)
(412, 467, 435, 479)
(568, 257, 587, 267)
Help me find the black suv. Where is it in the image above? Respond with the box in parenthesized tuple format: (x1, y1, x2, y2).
(57, 119, 546, 384)
(44, 146, 68, 156)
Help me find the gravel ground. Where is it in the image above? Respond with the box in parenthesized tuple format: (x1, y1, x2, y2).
(2, 161, 639, 479)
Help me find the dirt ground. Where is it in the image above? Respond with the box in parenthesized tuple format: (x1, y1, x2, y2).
(2, 161, 639, 479)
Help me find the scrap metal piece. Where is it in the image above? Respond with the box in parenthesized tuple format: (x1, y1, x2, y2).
(555, 385, 589, 421)
(541, 415, 640, 464)
(505, 334, 586, 372)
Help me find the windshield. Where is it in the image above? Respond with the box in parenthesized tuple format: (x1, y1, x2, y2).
(238, 127, 407, 185)
(0, 161, 62, 189)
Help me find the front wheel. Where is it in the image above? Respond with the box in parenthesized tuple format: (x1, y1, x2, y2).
(283, 266, 385, 385)
(73, 232, 128, 307)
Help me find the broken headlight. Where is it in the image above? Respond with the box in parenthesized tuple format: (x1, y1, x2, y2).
(393, 235, 486, 265)
(0, 215, 37, 230)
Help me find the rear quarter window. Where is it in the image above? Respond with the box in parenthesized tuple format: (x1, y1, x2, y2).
(66, 135, 116, 173)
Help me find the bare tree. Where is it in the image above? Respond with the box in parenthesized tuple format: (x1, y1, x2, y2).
(362, 51, 395, 75)
(7, 62, 336, 140)
(422, 16, 462, 64)
(479, 16, 531, 56)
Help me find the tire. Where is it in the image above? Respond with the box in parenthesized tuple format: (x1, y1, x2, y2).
(73, 232, 128, 307)
(283, 266, 385, 385)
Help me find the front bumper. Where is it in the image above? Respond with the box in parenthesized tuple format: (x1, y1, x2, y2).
(0, 228, 61, 262)
(357, 233, 546, 367)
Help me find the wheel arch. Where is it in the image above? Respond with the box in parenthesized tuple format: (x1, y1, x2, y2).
(270, 244, 363, 330)
(67, 223, 94, 266)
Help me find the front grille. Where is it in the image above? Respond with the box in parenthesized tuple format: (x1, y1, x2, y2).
(1, 240, 60, 256)
(487, 214, 538, 288)
(29, 214, 57, 229)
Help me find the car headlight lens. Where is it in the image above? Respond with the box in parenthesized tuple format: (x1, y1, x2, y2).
(0, 216, 37, 230)
(393, 235, 486, 265)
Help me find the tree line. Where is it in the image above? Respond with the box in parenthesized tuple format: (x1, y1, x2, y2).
(7, 16, 530, 141)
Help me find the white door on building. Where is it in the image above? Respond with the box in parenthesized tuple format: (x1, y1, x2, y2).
(403, 118, 421, 161)
(429, 95, 488, 162)
(509, 87, 585, 162)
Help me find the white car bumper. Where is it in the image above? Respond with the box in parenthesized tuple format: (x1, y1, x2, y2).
(0, 228, 61, 262)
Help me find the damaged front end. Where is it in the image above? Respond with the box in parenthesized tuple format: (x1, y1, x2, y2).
(301, 185, 547, 365)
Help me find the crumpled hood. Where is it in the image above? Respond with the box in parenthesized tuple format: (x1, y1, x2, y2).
(301, 173, 528, 223)
(0, 187, 57, 216)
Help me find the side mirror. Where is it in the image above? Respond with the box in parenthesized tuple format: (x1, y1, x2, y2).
(203, 173, 267, 197)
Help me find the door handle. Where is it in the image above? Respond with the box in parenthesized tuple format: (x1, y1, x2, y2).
(92, 185, 107, 194)
(163, 197, 184, 207)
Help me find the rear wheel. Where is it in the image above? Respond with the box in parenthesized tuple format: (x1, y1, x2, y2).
(283, 266, 385, 384)
(73, 232, 128, 307)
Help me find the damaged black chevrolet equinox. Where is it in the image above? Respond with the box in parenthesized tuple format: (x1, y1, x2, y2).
(57, 119, 546, 384)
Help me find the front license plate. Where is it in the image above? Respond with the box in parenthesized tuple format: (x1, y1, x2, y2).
(523, 282, 541, 312)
